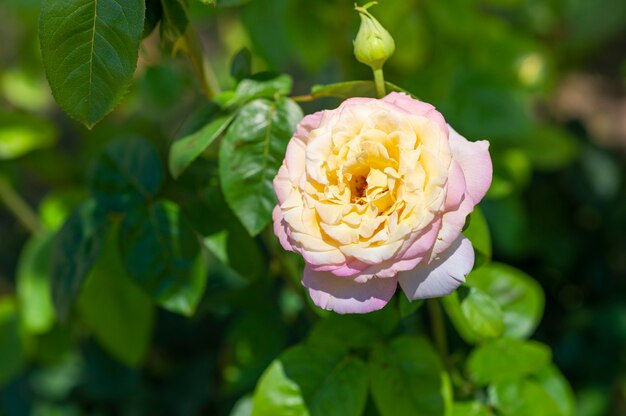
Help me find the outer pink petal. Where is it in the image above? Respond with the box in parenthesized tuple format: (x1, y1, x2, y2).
(302, 266, 397, 314)
(382, 92, 448, 136)
(272, 206, 293, 252)
(449, 126, 492, 204)
(397, 235, 474, 300)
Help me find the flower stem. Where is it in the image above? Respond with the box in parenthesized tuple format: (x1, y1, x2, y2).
(183, 25, 221, 100)
(373, 67, 386, 98)
(427, 298, 451, 371)
(0, 175, 42, 234)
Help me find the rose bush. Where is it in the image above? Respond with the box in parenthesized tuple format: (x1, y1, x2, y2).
(273, 92, 492, 313)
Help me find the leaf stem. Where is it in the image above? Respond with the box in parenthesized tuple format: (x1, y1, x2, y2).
(183, 25, 221, 99)
(0, 175, 42, 234)
(427, 298, 451, 371)
(373, 67, 386, 98)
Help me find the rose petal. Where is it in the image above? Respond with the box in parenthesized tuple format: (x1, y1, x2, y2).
(383, 92, 448, 136)
(448, 125, 492, 204)
(398, 234, 474, 300)
(303, 266, 397, 314)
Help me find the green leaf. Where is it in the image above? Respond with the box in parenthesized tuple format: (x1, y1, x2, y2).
(219, 97, 302, 236)
(310, 81, 413, 100)
(458, 286, 504, 340)
(231, 48, 253, 81)
(50, 200, 109, 322)
(520, 126, 580, 170)
(463, 206, 491, 267)
(0, 298, 25, 386)
(39, 0, 145, 127)
(16, 232, 55, 335)
(452, 401, 491, 416)
(532, 365, 575, 416)
(78, 226, 155, 367)
(169, 111, 236, 179)
(252, 343, 368, 416)
(217, 0, 252, 6)
(369, 336, 452, 416)
(308, 315, 383, 351)
(0, 112, 57, 159)
(466, 263, 544, 339)
(226, 73, 293, 108)
(38, 189, 87, 231)
(398, 295, 423, 318)
(466, 338, 551, 386)
(183, 187, 265, 281)
(160, 0, 189, 47)
(118, 200, 208, 316)
(90, 136, 164, 212)
(488, 377, 565, 416)
(143, 0, 163, 39)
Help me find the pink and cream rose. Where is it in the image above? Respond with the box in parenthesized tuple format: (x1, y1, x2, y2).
(272, 92, 492, 314)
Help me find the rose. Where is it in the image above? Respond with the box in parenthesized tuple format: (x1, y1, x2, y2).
(272, 92, 492, 314)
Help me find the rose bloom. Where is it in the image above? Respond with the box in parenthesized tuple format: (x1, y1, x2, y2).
(272, 92, 492, 314)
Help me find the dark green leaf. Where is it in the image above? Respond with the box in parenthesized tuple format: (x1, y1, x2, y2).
(169, 112, 236, 179)
(467, 263, 544, 339)
(50, 200, 109, 322)
(119, 200, 207, 316)
(308, 315, 383, 351)
(467, 338, 551, 385)
(310, 81, 413, 100)
(90, 136, 163, 212)
(226, 73, 293, 108)
(463, 206, 491, 267)
(0, 298, 25, 387)
(219, 97, 302, 236)
(369, 336, 452, 416)
(0, 111, 57, 159)
(217, 0, 252, 6)
(16, 232, 55, 334)
(231, 48, 253, 81)
(520, 126, 580, 170)
(39, 0, 145, 127)
(252, 343, 368, 416)
(186, 187, 265, 281)
(78, 227, 155, 367)
(160, 0, 189, 46)
(143, 0, 163, 38)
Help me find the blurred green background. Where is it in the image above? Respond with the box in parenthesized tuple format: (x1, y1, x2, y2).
(1, 0, 626, 414)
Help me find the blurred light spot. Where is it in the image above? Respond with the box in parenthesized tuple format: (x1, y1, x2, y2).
(517, 53, 545, 87)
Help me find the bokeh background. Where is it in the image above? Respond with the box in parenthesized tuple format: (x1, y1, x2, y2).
(1, 0, 626, 414)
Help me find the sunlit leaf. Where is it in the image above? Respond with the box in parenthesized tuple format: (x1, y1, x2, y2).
(0, 112, 57, 160)
(467, 262, 544, 339)
(467, 338, 551, 385)
(169, 111, 236, 179)
(252, 343, 367, 416)
(39, 0, 145, 127)
(16, 232, 55, 334)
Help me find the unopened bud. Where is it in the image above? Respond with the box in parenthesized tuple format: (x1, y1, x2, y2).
(353, 3, 395, 70)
